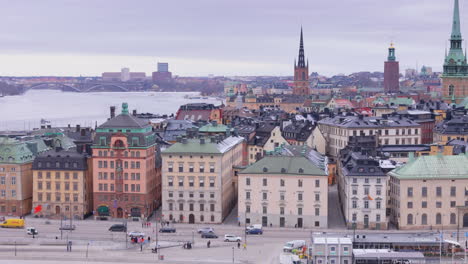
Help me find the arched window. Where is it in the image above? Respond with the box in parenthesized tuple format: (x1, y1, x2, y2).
(450, 213, 456, 225)
(436, 213, 442, 225)
(449, 85, 455, 96)
(407, 214, 413, 225)
(422, 214, 428, 225)
(302, 72, 306, 80)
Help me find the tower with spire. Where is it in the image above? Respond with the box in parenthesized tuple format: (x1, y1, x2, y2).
(293, 27, 310, 96)
(442, 0, 468, 104)
(384, 42, 400, 93)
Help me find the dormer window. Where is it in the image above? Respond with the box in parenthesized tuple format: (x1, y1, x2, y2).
(298, 168, 304, 174)
(263, 167, 268, 172)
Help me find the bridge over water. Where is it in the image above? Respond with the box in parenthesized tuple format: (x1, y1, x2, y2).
(24, 82, 148, 92)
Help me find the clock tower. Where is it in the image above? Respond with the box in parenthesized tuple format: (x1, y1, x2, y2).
(293, 27, 310, 96)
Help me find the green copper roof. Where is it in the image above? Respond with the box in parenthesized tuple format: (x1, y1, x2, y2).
(0, 137, 35, 164)
(199, 123, 229, 133)
(240, 156, 327, 176)
(162, 136, 244, 155)
(389, 97, 414, 106)
(389, 155, 468, 180)
(458, 97, 468, 109)
(452, 0, 462, 40)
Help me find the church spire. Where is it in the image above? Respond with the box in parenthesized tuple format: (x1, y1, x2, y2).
(451, 0, 462, 40)
(297, 27, 306, 68)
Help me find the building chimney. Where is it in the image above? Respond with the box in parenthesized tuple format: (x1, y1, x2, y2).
(110, 106, 116, 119)
(76, 124, 80, 132)
(80, 128, 86, 136)
(133, 109, 137, 116)
(47, 125, 52, 129)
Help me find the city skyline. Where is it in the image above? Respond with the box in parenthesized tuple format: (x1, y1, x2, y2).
(0, 0, 464, 77)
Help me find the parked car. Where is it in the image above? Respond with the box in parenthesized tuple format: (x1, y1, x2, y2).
(224, 234, 242, 242)
(159, 227, 176, 233)
(201, 232, 218, 238)
(26, 227, 38, 235)
(59, 224, 76, 231)
(127, 231, 145, 237)
(109, 224, 127, 232)
(246, 228, 263, 235)
(283, 240, 306, 252)
(197, 227, 214, 234)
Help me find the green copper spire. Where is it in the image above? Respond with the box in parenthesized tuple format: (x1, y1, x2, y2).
(451, 0, 462, 40)
(121, 102, 129, 115)
(387, 42, 396, 61)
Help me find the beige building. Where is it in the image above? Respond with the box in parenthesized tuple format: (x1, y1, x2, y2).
(318, 115, 421, 157)
(32, 149, 93, 219)
(161, 136, 244, 224)
(0, 138, 50, 217)
(239, 156, 328, 228)
(389, 154, 468, 230)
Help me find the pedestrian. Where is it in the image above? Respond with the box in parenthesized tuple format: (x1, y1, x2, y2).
(243, 243, 246, 250)
(207, 240, 211, 248)
(68, 241, 72, 252)
(148, 236, 151, 243)
(237, 242, 240, 249)
(140, 243, 143, 251)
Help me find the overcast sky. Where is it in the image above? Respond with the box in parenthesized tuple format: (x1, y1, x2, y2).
(0, 0, 464, 77)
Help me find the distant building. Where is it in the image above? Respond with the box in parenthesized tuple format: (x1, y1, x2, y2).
(434, 113, 468, 144)
(0, 138, 50, 217)
(161, 136, 244, 224)
(92, 103, 161, 220)
(442, 0, 468, 104)
(239, 156, 328, 228)
(157, 63, 169, 72)
(32, 149, 92, 219)
(152, 62, 172, 82)
(389, 154, 468, 230)
(175, 103, 222, 124)
(293, 27, 310, 96)
(384, 43, 400, 93)
(405, 69, 418, 79)
(102, 68, 146, 82)
(311, 236, 353, 264)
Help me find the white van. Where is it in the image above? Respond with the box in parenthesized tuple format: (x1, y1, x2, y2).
(246, 224, 262, 230)
(280, 254, 301, 264)
(283, 240, 306, 252)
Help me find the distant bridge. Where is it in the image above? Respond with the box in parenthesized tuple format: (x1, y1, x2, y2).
(24, 82, 146, 93)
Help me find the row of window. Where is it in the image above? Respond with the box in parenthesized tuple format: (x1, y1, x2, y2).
(168, 164, 215, 173)
(168, 203, 215, 212)
(352, 200, 382, 209)
(98, 160, 141, 169)
(407, 186, 460, 197)
(168, 192, 215, 199)
(37, 181, 79, 191)
(96, 150, 141, 158)
(0, 176, 16, 185)
(0, 167, 16, 172)
(407, 200, 465, 209)
(37, 171, 79, 180)
(351, 213, 382, 223)
(407, 213, 456, 225)
(36, 193, 79, 202)
(352, 177, 382, 184)
(352, 187, 382, 196)
(245, 205, 321, 216)
(245, 178, 320, 188)
(168, 213, 215, 222)
(98, 183, 140, 192)
(98, 172, 141, 181)
(37, 161, 78, 169)
(245, 191, 320, 202)
(0, 190, 16, 197)
(97, 194, 140, 202)
(167, 177, 215, 188)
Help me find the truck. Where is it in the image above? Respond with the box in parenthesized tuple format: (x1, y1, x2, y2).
(0, 218, 25, 228)
(283, 240, 306, 252)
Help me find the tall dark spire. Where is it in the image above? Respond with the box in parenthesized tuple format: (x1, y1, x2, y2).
(297, 27, 306, 68)
(451, 0, 462, 40)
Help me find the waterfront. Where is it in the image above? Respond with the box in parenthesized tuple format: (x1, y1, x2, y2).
(0, 90, 222, 130)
